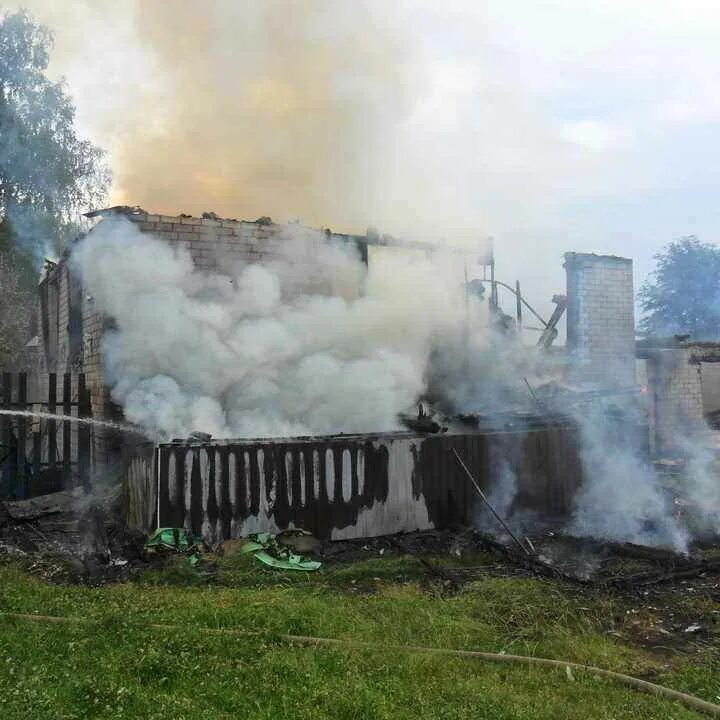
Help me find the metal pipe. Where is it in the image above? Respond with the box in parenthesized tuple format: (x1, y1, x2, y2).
(451, 448, 530, 555)
(489, 260, 498, 309)
(471, 279, 549, 328)
(523, 377, 544, 410)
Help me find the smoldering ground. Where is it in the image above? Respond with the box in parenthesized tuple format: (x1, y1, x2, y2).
(481, 394, 720, 553)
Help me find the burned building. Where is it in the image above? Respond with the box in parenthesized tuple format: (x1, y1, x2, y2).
(33, 208, 393, 468)
(16, 206, 591, 542)
(37, 209, 372, 423)
(18, 207, 496, 476)
(638, 339, 720, 453)
(7, 208, 715, 546)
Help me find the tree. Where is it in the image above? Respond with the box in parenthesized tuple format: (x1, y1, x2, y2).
(0, 251, 32, 365)
(0, 10, 110, 264)
(0, 10, 109, 362)
(639, 236, 720, 339)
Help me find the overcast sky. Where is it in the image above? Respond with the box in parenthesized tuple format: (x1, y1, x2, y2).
(13, 0, 720, 320)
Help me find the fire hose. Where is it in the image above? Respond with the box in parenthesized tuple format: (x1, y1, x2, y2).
(3, 612, 719, 717)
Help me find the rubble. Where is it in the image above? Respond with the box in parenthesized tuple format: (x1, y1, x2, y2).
(319, 527, 720, 594)
(0, 486, 147, 583)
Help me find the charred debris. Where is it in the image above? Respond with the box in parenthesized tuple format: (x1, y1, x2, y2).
(2, 486, 718, 592)
(397, 383, 643, 435)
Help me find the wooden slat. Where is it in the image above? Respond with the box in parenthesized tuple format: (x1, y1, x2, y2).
(62, 373, 72, 484)
(16, 373, 27, 497)
(0, 372, 102, 500)
(77, 374, 91, 491)
(1, 373, 13, 495)
(47, 373, 57, 469)
(32, 431, 41, 496)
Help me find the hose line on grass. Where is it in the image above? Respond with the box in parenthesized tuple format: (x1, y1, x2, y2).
(284, 633, 720, 718)
(3, 612, 718, 717)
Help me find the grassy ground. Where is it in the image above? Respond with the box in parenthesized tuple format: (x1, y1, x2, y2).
(0, 550, 718, 719)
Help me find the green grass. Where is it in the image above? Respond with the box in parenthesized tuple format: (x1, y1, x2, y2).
(0, 552, 718, 719)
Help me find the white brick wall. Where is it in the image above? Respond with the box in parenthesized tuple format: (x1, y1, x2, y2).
(565, 253, 636, 387)
(646, 348, 705, 452)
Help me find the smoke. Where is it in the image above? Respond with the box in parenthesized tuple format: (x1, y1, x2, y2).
(427, 325, 548, 415)
(22, 0, 720, 317)
(483, 387, 720, 552)
(672, 432, 720, 540)
(72, 217, 480, 438)
(12, 0, 627, 312)
(73, 217, 720, 550)
(567, 401, 690, 551)
(104, 1, 422, 236)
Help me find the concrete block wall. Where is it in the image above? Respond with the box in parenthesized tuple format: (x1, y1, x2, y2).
(646, 348, 707, 453)
(81, 297, 120, 469)
(80, 301, 105, 416)
(699, 362, 720, 413)
(565, 252, 635, 387)
(129, 214, 284, 271)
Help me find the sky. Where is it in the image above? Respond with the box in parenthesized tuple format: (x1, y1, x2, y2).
(12, 0, 720, 323)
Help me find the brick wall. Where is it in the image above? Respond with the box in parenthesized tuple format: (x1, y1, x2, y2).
(34, 260, 112, 466)
(565, 252, 635, 387)
(31, 213, 367, 473)
(37, 212, 367, 432)
(646, 348, 705, 453)
(124, 213, 365, 298)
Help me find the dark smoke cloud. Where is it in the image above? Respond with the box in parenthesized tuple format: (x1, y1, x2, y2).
(111, 1, 422, 234)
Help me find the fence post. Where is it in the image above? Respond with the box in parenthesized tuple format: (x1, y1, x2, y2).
(1, 373, 12, 494)
(62, 374, 71, 486)
(48, 373, 57, 473)
(32, 431, 41, 496)
(16, 373, 27, 497)
(78, 374, 91, 492)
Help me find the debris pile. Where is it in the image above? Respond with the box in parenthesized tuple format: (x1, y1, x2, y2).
(320, 527, 720, 592)
(0, 487, 146, 583)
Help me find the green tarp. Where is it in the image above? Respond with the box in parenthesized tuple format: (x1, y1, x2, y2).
(145, 527, 201, 565)
(241, 531, 321, 571)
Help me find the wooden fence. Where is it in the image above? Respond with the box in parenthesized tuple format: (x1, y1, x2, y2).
(0, 372, 92, 499)
(125, 424, 585, 543)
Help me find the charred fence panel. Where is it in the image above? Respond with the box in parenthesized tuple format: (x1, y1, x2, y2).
(0, 372, 92, 499)
(123, 442, 156, 533)
(125, 425, 585, 543)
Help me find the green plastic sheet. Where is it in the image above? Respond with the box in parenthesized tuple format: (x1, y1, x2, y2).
(242, 531, 321, 571)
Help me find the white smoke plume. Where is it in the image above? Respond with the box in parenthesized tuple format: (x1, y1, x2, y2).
(465, 385, 715, 551)
(566, 402, 690, 552)
(72, 218, 720, 551)
(72, 217, 481, 439)
(670, 432, 720, 540)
